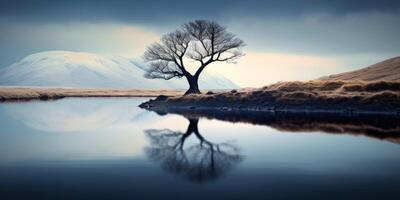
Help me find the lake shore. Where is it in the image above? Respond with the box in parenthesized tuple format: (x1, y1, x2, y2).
(0, 87, 183, 102)
(140, 80, 400, 116)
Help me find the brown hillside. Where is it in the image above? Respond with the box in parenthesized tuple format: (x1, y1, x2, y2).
(319, 56, 400, 81)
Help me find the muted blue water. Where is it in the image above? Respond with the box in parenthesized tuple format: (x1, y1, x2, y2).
(0, 98, 400, 199)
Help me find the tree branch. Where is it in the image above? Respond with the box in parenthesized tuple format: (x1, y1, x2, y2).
(144, 61, 184, 80)
(142, 20, 245, 83)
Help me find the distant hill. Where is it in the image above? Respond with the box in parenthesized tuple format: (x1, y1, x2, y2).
(0, 51, 237, 89)
(319, 56, 400, 81)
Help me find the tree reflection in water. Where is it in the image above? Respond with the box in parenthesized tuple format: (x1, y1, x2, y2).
(144, 117, 243, 183)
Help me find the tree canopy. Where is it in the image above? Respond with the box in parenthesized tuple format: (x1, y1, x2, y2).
(143, 20, 245, 94)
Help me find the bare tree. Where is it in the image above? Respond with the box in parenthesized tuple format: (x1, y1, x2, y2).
(143, 20, 245, 95)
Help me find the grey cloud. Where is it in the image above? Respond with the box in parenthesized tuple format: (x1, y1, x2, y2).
(228, 12, 400, 54)
(0, 0, 399, 68)
(1, 0, 399, 25)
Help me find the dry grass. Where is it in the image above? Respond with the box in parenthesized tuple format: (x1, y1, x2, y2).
(266, 80, 400, 92)
(166, 80, 400, 109)
(0, 87, 183, 102)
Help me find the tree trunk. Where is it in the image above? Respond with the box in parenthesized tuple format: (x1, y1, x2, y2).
(184, 75, 201, 95)
(179, 118, 199, 149)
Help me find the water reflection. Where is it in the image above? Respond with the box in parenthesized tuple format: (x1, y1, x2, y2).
(145, 107, 400, 144)
(3, 98, 153, 132)
(1, 99, 400, 199)
(0, 98, 158, 162)
(144, 117, 243, 183)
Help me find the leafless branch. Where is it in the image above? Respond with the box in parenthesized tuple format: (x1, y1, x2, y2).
(142, 20, 245, 94)
(144, 61, 184, 80)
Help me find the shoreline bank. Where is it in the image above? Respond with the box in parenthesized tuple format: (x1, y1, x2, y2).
(0, 87, 183, 102)
(139, 80, 400, 116)
(140, 100, 400, 116)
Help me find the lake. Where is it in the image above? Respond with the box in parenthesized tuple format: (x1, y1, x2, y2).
(1, 98, 400, 200)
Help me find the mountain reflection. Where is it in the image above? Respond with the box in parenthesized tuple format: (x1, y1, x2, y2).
(144, 117, 243, 183)
(145, 108, 400, 144)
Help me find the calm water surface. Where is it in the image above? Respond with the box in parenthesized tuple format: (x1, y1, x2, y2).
(1, 98, 400, 199)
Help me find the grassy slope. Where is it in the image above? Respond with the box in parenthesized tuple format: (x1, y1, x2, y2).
(145, 80, 400, 113)
(319, 56, 400, 81)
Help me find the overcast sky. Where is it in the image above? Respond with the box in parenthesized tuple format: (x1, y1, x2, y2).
(1, 0, 399, 87)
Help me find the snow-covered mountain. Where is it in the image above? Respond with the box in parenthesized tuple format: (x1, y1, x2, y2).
(0, 51, 237, 89)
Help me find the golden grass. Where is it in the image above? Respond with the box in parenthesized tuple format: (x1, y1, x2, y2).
(167, 80, 400, 108)
(0, 87, 183, 102)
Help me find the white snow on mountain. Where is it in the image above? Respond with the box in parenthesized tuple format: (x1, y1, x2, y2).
(0, 51, 237, 89)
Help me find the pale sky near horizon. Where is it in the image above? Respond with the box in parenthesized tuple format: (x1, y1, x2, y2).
(0, 0, 399, 87)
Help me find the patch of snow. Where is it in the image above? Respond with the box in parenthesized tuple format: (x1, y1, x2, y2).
(0, 51, 237, 89)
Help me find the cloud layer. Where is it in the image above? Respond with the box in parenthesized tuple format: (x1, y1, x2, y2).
(0, 0, 399, 87)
